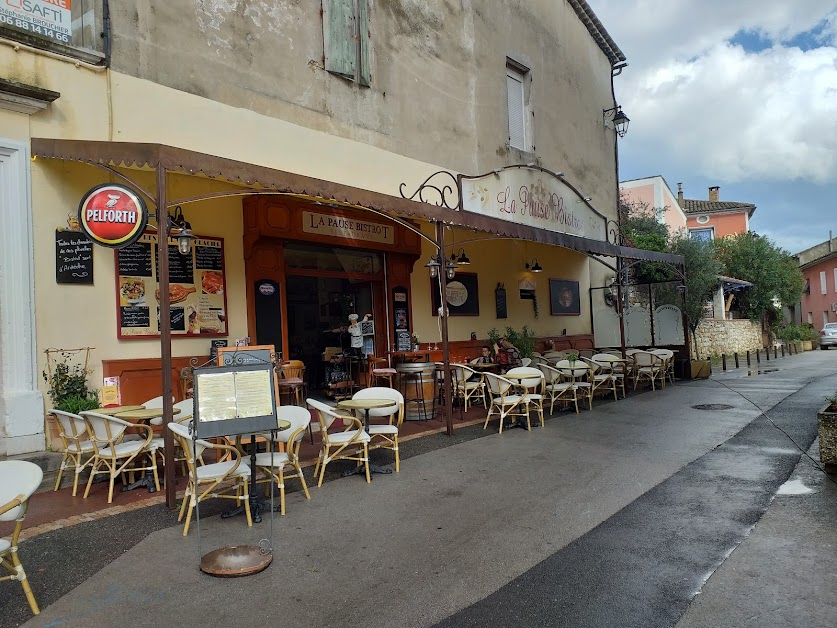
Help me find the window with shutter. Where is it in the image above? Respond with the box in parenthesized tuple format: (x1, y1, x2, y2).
(324, 0, 370, 86)
(507, 70, 526, 150)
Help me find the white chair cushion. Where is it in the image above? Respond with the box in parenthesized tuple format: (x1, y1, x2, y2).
(0, 538, 9, 554)
(575, 382, 592, 388)
(97, 441, 148, 457)
(368, 424, 398, 435)
(196, 461, 251, 481)
(492, 394, 528, 405)
(327, 429, 371, 444)
(459, 382, 484, 390)
(254, 452, 290, 467)
(67, 440, 96, 453)
(525, 394, 544, 401)
(373, 368, 397, 375)
(638, 367, 659, 373)
(546, 383, 573, 392)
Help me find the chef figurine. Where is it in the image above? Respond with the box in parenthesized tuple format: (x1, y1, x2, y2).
(347, 313, 366, 357)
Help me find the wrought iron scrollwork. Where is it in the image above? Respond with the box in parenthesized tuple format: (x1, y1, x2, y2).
(399, 171, 460, 210)
(607, 219, 630, 246)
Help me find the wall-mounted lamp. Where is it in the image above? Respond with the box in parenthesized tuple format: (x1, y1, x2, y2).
(168, 205, 193, 255)
(525, 259, 543, 273)
(603, 106, 630, 138)
(424, 256, 441, 279)
(450, 248, 471, 265)
(425, 254, 458, 280)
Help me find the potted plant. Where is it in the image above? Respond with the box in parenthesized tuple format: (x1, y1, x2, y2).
(818, 394, 837, 474)
(567, 351, 579, 367)
(800, 323, 818, 351)
(43, 352, 99, 449)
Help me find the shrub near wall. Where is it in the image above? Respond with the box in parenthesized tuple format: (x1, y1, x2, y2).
(692, 319, 763, 358)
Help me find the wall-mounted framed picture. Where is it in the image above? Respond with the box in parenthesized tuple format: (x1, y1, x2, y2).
(549, 279, 581, 316)
(431, 272, 479, 316)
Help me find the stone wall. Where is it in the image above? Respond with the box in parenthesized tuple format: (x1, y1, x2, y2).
(691, 319, 763, 358)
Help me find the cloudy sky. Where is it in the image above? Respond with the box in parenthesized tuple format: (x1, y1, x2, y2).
(588, 0, 837, 254)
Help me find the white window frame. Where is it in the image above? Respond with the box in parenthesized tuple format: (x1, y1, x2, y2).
(808, 312, 813, 325)
(689, 227, 714, 241)
(506, 58, 533, 152)
(820, 270, 827, 295)
(833, 268, 837, 293)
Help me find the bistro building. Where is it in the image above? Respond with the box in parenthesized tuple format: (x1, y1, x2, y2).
(0, 1, 682, 457)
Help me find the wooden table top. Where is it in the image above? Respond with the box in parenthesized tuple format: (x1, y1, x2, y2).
(337, 398, 397, 411)
(113, 408, 182, 420)
(90, 405, 144, 414)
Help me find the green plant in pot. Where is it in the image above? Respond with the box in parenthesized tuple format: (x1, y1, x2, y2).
(567, 351, 579, 366)
(43, 354, 99, 413)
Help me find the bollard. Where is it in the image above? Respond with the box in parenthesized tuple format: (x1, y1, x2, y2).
(774, 346, 778, 359)
(746, 350, 751, 366)
(765, 347, 769, 361)
(722, 354, 727, 371)
(734, 352, 740, 368)
(756, 350, 760, 365)
(781, 345, 785, 357)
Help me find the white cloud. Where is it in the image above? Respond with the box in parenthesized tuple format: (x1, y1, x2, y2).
(588, 0, 837, 184)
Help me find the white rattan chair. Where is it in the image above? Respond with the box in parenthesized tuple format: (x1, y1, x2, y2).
(452, 364, 487, 412)
(352, 387, 405, 472)
(483, 372, 530, 433)
(581, 357, 618, 401)
(555, 360, 593, 409)
(592, 354, 627, 398)
(307, 398, 371, 487)
(506, 367, 546, 428)
(537, 363, 578, 413)
(50, 409, 96, 496)
(632, 351, 665, 390)
(80, 412, 158, 503)
(146, 396, 180, 426)
(169, 422, 252, 536)
(650, 349, 675, 386)
(251, 406, 312, 516)
(0, 460, 43, 616)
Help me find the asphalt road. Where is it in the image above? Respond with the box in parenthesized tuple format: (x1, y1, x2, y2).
(6, 350, 836, 628)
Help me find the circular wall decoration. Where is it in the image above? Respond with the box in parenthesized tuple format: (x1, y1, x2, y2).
(258, 282, 276, 296)
(445, 281, 468, 307)
(78, 184, 148, 249)
(696, 215, 710, 224)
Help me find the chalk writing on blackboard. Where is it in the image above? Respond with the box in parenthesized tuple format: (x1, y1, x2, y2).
(117, 241, 153, 277)
(55, 230, 94, 284)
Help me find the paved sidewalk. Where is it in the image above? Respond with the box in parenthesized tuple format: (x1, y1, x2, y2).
(4, 350, 835, 628)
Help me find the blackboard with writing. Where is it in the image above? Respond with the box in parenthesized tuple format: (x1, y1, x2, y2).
(121, 306, 150, 328)
(195, 244, 224, 271)
(117, 241, 153, 277)
(495, 285, 508, 319)
(55, 230, 94, 284)
(155, 244, 195, 284)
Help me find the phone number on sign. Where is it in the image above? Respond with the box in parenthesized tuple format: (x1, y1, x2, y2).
(0, 9, 70, 43)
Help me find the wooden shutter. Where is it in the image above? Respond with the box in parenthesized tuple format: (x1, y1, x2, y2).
(324, 0, 356, 79)
(507, 72, 526, 150)
(358, 0, 371, 86)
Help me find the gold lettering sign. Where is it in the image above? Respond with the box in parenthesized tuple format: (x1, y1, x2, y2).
(303, 211, 395, 245)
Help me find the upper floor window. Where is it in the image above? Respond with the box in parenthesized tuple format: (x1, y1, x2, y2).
(506, 59, 533, 152)
(0, 0, 105, 63)
(323, 0, 370, 86)
(821, 270, 827, 295)
(689, 228, 714, 242)
(833, 268, 837, 293)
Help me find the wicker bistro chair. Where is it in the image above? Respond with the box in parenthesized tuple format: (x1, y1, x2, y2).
(150, 407, 205, 478)
(0, 461, 43, 616)
(50, 409, 97, 496)
(483, 372, 530, 433)
(452, 364, 488, 412)
(650, 349, 676, 386)
(555, 360, 594, 409)
(277, 360, 306, 406)
(248, 406, 312, 516)
(169, 422, 252, 536)
(506, 367, 546, 428)
(307, 398, 371, 487)
(632, 351, 665, 390)
(352, 387, 405, 472)
(592, 354, 627, 399)
(80, 412, 158, 504)
(537, 363, 579, 413)
(581, 357, 618, 402)
(368, 356, 397, 388)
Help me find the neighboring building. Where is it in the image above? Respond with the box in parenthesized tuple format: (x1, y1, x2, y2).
(1, 1, 680, 455)
(619, 176, 687, 236)
(680, 186, 756, 240)
(790, 235, 837, 328)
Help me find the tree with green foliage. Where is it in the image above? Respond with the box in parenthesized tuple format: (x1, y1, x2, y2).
(668, 237, 722, 357)
(620, 195, 673, 284)
(713, 233, 805, 326)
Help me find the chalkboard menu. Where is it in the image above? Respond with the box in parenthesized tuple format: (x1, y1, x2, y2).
(392, 286, 412, 351)
(495, 284, 507, 319)
(55, 230, 93, 284)
(115, 232, 228, 339)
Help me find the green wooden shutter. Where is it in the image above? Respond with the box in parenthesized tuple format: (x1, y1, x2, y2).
(358, 0, 371, 86)
(325, 0, 356, 79)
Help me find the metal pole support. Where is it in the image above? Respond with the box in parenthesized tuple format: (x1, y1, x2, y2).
(721, 354, 727, 371)
(746, 350, 751, 366)
(734, 352, 739, 368)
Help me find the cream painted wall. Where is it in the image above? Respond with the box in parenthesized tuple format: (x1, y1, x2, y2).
(30, 162, 248, 398)
(411, 227, 591, 344)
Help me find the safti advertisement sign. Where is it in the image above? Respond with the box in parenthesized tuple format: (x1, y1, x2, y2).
(78, 184, 149, 249)
(0, 0, 72, 45)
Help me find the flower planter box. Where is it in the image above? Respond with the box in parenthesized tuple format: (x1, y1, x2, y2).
(802, 340, 813, 351)
(690, 359, 711, 379)
(817, 402, 837, 474)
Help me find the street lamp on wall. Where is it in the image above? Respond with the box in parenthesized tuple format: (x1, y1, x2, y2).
(603, 106, 630, 138)
(169, 205, 193, 255)
(525, 258, 543, 273)
(450, 248, 470, 265)
(425, 253, 458, 280)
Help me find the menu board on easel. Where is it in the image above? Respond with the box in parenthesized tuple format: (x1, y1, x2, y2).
(115, 232, 228, 339)
(193, 363, 277, 439)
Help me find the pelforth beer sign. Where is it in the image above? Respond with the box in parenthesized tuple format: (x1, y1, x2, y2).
(78, 184, 149, 249)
